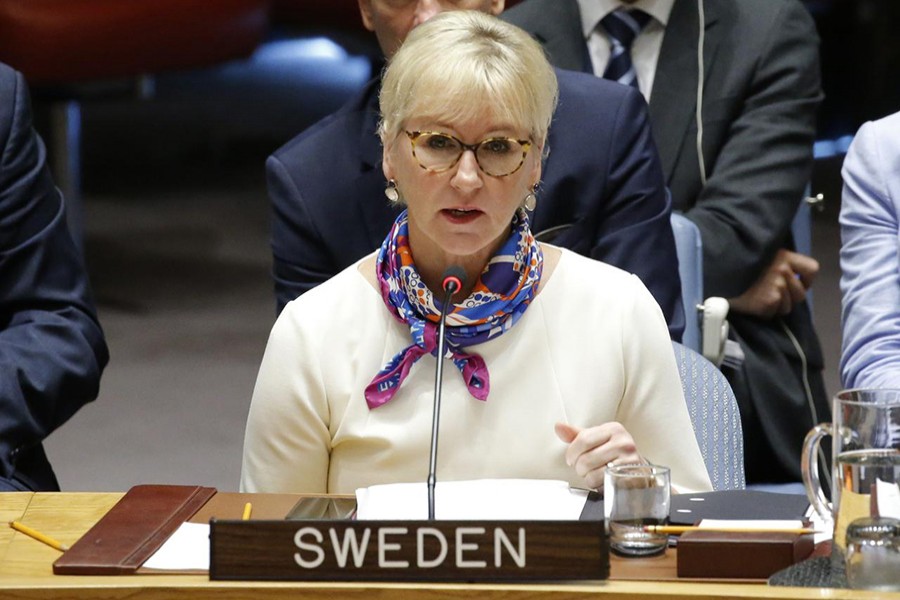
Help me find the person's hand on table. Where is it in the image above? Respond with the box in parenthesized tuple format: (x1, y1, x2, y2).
(555, 422, 643, 490)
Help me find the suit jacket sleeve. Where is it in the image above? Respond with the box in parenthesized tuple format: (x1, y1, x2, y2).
(839, 115, 900, 389)
(685, 2, 822, 298)
(268, 153, 335, 314)
(540, 72, 683, 340)
(590, 86, 683, 340)
(0, 69, 108, 489)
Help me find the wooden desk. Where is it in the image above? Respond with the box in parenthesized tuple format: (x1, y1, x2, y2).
(0, 492, 891, 600)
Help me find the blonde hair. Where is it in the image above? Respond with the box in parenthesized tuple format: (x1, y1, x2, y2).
(378, 11, 558, 148)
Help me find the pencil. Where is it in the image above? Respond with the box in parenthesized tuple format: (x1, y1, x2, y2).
(242, 502, 252, 521)
(8, 521, 69, 552)
(643, 525, 819, 535)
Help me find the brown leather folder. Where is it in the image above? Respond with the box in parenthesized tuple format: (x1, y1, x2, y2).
(53, 484, 216, 575)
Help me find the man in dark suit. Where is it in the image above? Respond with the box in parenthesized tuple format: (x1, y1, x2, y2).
(0, 63, 109, 491)
(268, 0, 685, 340)
(503, 0, 828, 484)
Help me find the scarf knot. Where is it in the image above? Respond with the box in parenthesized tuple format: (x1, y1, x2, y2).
(364, 208, 542, 408)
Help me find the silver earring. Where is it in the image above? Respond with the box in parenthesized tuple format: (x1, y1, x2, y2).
(384, 179, 400, 203)
(523, 185, 537, 211)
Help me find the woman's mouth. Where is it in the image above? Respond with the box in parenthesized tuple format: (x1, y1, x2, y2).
(442, 208, 481, 223)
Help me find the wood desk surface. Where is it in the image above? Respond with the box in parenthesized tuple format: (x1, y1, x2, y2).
(0, 492, 892, 600)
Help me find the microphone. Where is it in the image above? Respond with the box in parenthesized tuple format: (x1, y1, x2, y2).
(427, 265, 467, 520)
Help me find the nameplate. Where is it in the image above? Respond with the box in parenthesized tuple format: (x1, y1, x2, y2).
(209, 520, 608, 581)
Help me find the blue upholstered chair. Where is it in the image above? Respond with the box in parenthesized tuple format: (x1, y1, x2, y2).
(672, 341, 746, 491)
(670, 213, 703, 352)
(671, 213, 729, 366)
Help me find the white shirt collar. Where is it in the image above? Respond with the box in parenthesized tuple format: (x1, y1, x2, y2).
(576, 0, 676, 38)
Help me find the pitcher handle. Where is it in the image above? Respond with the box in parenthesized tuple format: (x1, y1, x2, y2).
(801, 423, 832, 522)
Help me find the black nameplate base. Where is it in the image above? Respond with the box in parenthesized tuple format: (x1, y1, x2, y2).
(209, 520, 608, 582)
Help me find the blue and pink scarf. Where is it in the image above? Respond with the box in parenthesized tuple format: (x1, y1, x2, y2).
(364, 208, 543, 409)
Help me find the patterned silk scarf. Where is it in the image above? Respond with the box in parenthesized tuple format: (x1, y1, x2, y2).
(364, 208, 543, 409)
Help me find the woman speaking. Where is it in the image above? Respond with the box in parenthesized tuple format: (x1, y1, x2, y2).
(241, 11, 711, 495)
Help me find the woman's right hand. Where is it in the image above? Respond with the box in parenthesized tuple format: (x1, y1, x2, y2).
(555, 422, 644, 490)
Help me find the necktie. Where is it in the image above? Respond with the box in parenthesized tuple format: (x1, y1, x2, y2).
(600, 8, 652, 88)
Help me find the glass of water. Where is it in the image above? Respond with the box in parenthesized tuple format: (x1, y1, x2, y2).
(604, 463, 670, 557)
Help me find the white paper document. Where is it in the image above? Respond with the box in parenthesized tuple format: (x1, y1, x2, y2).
(700, 517, 832, 545)
(876, 478, 900, 519)
(802, 505, 833, 544)
(698, 519, 805, 530)
(142, 522, 210, 571)
(355, 479, 588, 521)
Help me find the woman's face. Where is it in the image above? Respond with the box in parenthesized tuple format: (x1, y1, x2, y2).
(383, 110, 541, 276)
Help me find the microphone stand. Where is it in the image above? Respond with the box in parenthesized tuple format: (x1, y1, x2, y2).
(427, 269, 464, 520)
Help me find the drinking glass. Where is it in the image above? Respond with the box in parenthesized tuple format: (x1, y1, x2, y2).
(604, 463, 670, 557)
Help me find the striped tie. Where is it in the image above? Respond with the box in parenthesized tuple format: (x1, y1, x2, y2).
(600, 8, 652, 88)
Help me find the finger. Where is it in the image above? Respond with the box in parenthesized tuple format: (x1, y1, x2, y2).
(554, 422, 580, 444)
(752, 278, 784, 319)
(784, 270, 807, 306)
(556, 423, 590, 469)
(568, 424, 637, 474)
(572, 443, 618, 477)
(785, 251, 820, 289)
(575, 446, 644, 489)
(581, 464, 607, 490)
(777, 284, 793, 316)
(565, 425, 614, 467)
(764, 269, 793, 316)
(556, 423, 608, 489)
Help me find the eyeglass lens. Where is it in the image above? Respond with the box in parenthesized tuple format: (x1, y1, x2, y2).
(411, 132, 528, 177)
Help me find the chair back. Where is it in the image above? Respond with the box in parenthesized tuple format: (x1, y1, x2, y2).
(670, 213, 703, 352)
(791, 195, 812, 258)
(672, 341, 746, 490)
(791, 190, 816, 310)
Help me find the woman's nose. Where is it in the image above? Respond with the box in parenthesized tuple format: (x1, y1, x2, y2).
(451, 150, 484, 191)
